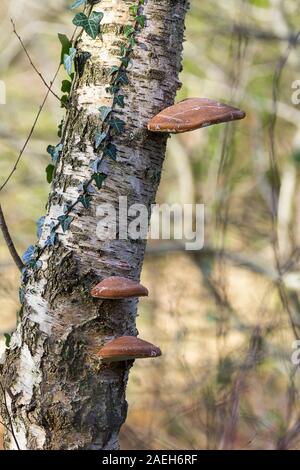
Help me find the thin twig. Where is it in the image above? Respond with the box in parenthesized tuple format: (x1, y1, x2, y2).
(11, 19, 61, 102)
(0, 381, 20, 450)
(268, 30, 300, 340)
(0, 64, 60, 193)
(277, 414, 300, 450)
(0, 19, 81, 194)
(0, 203, 24, 271)
(220, 327, 263, 450)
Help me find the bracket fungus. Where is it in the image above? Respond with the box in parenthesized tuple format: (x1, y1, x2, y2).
(148, 98, 246, 134)
(97, 336, 162, 362)
(91, 276, 148, 299)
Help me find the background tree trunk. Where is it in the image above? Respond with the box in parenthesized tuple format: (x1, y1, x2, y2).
(0, 0, 188, 450)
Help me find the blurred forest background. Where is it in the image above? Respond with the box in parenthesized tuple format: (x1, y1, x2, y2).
(1, 0, 300, 450)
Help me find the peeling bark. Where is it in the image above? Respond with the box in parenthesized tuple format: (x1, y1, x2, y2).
(1, 0, 188, 450)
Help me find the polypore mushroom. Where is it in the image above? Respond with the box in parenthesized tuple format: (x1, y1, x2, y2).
(97, 336, 162, 362)
(148, 98, 246, 134)
(91, 276, 148, 299)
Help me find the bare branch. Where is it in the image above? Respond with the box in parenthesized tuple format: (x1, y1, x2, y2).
(0, 23, 80, 193)
(11, 19, 61, 102)
(0, 64, 60, 193)
(0, 203, 24, 271)
(0, 381, 20, 450)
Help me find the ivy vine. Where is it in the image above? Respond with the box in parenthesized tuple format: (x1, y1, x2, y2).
(13, 0, 147, 337)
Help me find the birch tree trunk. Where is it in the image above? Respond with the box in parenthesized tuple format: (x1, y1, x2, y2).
(1, 0, 188, 450)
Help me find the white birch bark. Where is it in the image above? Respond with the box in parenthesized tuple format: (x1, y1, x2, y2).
(1, 0, 188, 450)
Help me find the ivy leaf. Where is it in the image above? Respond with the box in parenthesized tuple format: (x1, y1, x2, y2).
(22, 245, 36, 265)
(99, 106, 112, 121)
(128, 37, 137, 49)
(119, 56, 130, 67)
(19, 287, 25, 305)
(64, 47, 77, 75)
(45, 228, 58, 248)
(115, 71, 129, 86)
(4, 334, 11, 349)
(58, 215, 73, 233)
(114, 94, 125, 108)
(108, 118, 126, 134)
(124, 25, 135, 37)
(92, 172, 107, 189)
(106, 85, 120, 95)
(104, 144, 117, 161)
(70, 0, 86, 9)
(109, 65, 120, 76)
(34, 260, 43, 270)
(58, 119, 64, 138)
(95, 131, 107, 149)
(61, 80, 72, 93)
(61, 94, 69, 108)
(47, 143, 63, 163)
(129, 4, 139, 16)
(119, 43, 128, 56)
(36, 216, 46, 238)
(79, 181, 96, 194)
(136, 15, 146, 28)
(73, 12, 104, 39)
(58, 34, 72, 65)
(46, 164, 55, 184)
(90, 158, 102, 172)
(79, 194, 92, 209)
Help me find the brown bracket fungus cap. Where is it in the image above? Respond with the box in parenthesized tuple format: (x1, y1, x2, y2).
(91, 276, 149, 299)
(148, 98, 246, 134)
(97, 336, 162, 362)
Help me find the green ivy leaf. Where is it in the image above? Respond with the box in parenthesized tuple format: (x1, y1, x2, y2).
(115, 71, 129, 86)
(46, 164, 55, 184)
(124, 25, 135, 37)
(108, 118, 126, 134)
(99, 106, 112, 121)
(95, 131, 107, 149)
(90, 157, 102, 172)
(64, 47, 77, 75)
(60, 94, 69, 108)
(119, 56, 130, 67)
(73, 12, 104, 39)
(4, 333, 11, 348)
(47, 143, 63, 163)
(106, 85, 120, 95)
(45, 229, 57, 248)
(114, 95, 125, 108)
(130, 5, 139, 16)
(61, 80, 72, 93)
(58, 33, 72, 65)
(119, 43, 128, 56)
(70, 0, 86, 9)
(104, 144, 117, 160)
(19, 287, 25, 304)
(58, 119, 64, 138)
(128, 37, 137, 49)
(79, 194, 92, 209)
(109, 65, 120, 76)
(92, 172, 107, 189)
(22, 245, 36, 265)
(136, 15, 146, 28)
(58, 215, 73, 233)
(36, 216, 45, 238)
